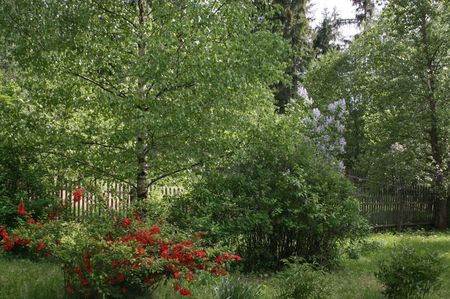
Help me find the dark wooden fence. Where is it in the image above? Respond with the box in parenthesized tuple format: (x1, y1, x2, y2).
(356, 184, 438, 228)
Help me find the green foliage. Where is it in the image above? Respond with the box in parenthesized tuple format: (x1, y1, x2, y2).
(274, 259, 330, 299)
(305, 1, 450, 194)
(170, 118, 368, 271)
(0, 71, 58, 228)
(214, 277, 262, 299)
(0, 195, 57, 229)
(375, 246, 445, 299)
(0, 0, 288, 192)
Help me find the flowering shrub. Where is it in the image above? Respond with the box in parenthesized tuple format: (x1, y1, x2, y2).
(1, 201, 240, 298)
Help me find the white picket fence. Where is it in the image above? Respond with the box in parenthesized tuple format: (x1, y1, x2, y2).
(56, 181, 184, 217)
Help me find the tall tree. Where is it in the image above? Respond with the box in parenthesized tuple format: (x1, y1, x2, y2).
(0, 0, 287, 201)
(306, 0, 449, 229)
(312, 9, 341, 57)
(352, 0, 376, 25)
(255, 0, 312, 113)
(350, 0, 449, 227)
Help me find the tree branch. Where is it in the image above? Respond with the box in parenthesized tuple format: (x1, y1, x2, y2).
(148, 161, 202, 186)
(154, 82, 196, 99)
(82, 140, 129, 151)
(66, 70, 127, 98)
(94, 1, 138, 30)
(42, 149, 136, 188)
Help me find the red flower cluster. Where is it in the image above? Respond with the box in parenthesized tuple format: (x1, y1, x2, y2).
(214, 253, 242, 264)
(72, 188, 84, 203)
(0, 226, 31, 251)
(179, 288, 192, 296)
(1, 208, 241, 298)
(35, 242, 46, 252)
(17, 202, 27, 216)
(122, 218, 132, 228)
(16, 202, 37, 225)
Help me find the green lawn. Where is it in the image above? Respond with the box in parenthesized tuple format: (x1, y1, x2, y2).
(1, 231, 449, 299)
(0, 256, 63, 299)
(328, 231, 450, 299)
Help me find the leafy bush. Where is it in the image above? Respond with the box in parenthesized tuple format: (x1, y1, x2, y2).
(214, 277, 261, 299)
(376, 246, 445, 299)
(170, 121, 368, 271)
(0, 195, 58, 229)
(274, 259, 330, 299)
(0, 143, 56, 228)
(0, 201, 241, 298)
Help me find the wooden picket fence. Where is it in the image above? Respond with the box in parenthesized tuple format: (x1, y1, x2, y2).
(356, 184, 438, 228)
(56, 181, 184, 218)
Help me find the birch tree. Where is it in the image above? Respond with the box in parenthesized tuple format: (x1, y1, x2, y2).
(0, 0, 287, 200)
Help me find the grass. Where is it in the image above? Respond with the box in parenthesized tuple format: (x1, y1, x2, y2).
(328, 230, 450, 299)
(0, 231, 449, 299)
(0, 255, 63, 299)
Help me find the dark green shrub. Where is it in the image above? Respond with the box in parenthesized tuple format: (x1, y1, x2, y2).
(169, 122, 368, 271)
(0, 194, 57, 229)
(274, 259, 329, 299)
(376, 246, 445, 299)
(0, 143, 56, 228)
(214, 277, 261, 299)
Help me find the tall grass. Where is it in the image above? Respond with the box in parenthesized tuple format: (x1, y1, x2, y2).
(0, 255, 63, 299)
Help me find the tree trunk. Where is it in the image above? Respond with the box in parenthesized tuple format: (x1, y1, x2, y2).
(421, 15, 447, 229)
(135, 0, 149, 201)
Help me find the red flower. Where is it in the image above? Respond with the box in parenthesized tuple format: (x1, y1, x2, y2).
(194, 250, 206, 258)
(74, 267, 83, 276)
(185, 271, 194, 282)
(65, 284, 75, 294)
(182, 240, 194, 246)
(80, 278, 89, 286)
(179, 288, 192, 296)
(2, 239, 15, 251)
(214, 253, 241, 264)
(0, 229, 9, 240)
(72, 188, 84, 203)
(111, 260, 119, 268)
(116, 273, 125, 282)
(135, 230, 155, 245)
(27, 216, 36, 225)
(210, 266, 228, 276)
(83, 257, 93, 273)
(151, 225, 160, 234)
(17, 202, 27, 216)
(18, 239, 31, 246)
(137, 247, 145, 255)
(35, 242, 46, 252)
(173, 270, 181, 279)
(122, 218, 132, 228)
